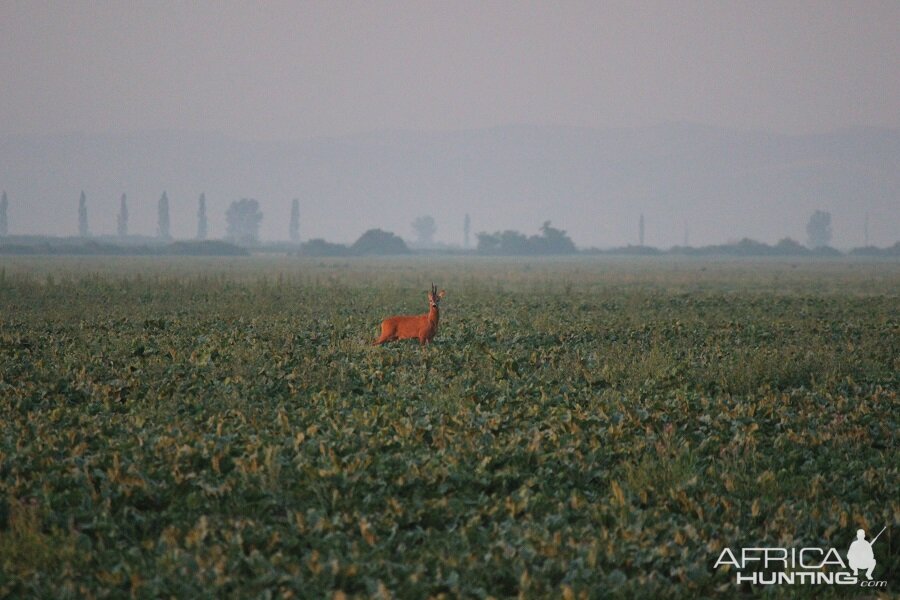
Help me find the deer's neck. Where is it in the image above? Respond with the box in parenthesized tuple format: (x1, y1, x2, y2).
(428, 305, 439, 325)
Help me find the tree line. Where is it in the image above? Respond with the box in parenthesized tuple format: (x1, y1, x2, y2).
(0, 191, 897, 257)
(28, 191, 272, 246)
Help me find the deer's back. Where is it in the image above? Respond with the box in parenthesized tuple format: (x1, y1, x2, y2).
(382, 314, 431, 338)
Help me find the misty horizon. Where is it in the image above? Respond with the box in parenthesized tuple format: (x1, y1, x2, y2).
(2, 123, 898, 249)
(1, 3, 898, 248)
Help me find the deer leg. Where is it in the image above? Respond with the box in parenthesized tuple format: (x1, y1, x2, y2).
(373, 323, 392, 346)
(374, 329, 400, 345)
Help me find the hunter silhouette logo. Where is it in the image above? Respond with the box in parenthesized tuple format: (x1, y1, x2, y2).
(847, 527, 885, 581)
(714, 526, 889, 588)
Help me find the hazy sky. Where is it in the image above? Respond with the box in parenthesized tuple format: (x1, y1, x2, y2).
(1, 1, 898, 140)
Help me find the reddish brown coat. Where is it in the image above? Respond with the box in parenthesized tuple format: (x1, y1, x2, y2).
(374, 286, 445, 346)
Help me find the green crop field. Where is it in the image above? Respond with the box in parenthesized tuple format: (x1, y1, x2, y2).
(1, 256, 897, 599)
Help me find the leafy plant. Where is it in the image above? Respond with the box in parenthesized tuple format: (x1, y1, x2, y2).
(0, 257, 896, 598)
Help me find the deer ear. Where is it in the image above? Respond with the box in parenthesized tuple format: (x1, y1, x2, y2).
(438, 290, 446, 299)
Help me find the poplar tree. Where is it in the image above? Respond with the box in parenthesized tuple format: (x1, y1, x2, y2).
(197, 193, 208, 240)
(0, 191, 8, 236)
(289, 198, 300, 243)
(78, 191, 90, 237)
(117, 194, 128, 238)
(158, 192, 171, 240)
(464, 213, 471, 248)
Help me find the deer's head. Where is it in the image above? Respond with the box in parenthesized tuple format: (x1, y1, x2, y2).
(428, 283, 446, 309)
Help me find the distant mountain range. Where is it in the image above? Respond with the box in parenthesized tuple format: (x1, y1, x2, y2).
(1, 123, 898, 248)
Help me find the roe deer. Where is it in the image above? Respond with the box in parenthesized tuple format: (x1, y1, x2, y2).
(373, 283, 446, 346)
